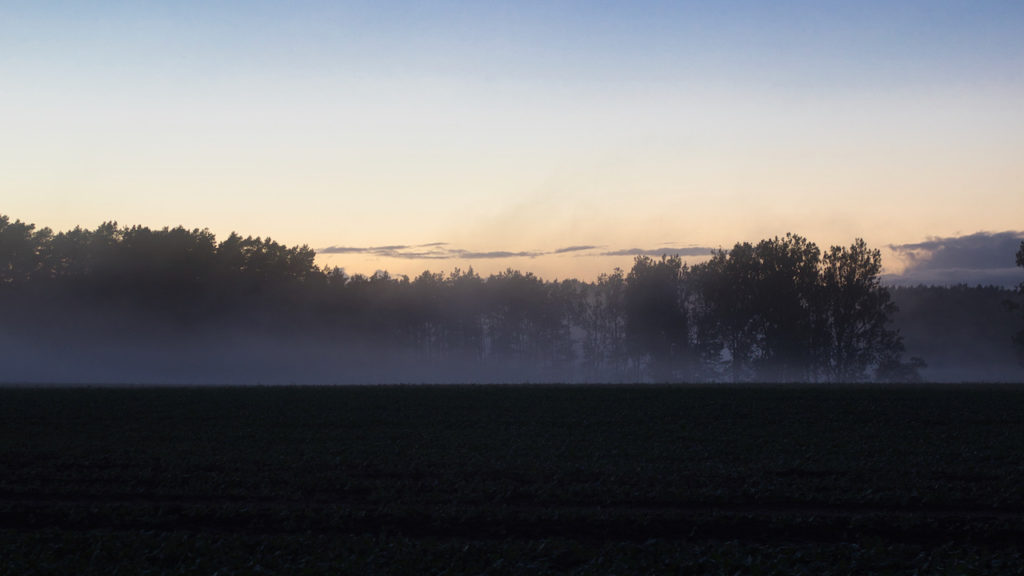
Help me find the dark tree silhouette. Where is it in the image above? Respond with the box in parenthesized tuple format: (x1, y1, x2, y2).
(691, 243, 760, 382)
(1014, 241, 1024, 364)
(624, 255, 693, 382)
(818, 239, 902, 381)
(445, 268, 487, 363)
(889, 284, 1024, 381)
(484, 269, 573, 380)
(691, 236, 906, 382)
(749, 234, 822, 381)
(3, 213, 963, 383)
(577, 269, 629, 381)
(0, 215, 52, 286)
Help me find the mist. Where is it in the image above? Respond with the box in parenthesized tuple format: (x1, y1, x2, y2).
(890, 285, 1023, 383)
(1, 216, 1023, 386)
(0, 325, 601, 386)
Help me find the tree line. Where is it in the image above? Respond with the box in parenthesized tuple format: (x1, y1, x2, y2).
(2, 214, 1019, 383)
(890, 283, 1021, 382)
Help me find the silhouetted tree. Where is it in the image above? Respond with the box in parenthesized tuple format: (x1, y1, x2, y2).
(818, 239, 902, 381)
(484, 269, 573, 380)
(749, 234, 822, 381)
(0, 215, 52, 286)
(691, 243, 760, 382)
(876, 346, 927, 383)
(892, 284, 1019, 381)
(578, 269, 629, 381)
(1013, 241, 1024, 365)
(624, 255, 693, 381)
(445, 267, 487, 362)
(409, 270, 451, 361)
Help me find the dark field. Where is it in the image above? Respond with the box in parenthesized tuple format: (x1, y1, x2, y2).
(2, 385, 1023, 575)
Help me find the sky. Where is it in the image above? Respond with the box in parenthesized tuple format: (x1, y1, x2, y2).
(3, 1, 1023, 283)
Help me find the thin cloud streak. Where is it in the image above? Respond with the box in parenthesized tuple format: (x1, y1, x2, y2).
(319, 243, 451, 259)
(553, 245, 601, 254)
(452, 250, 542, 259)
(601, 247, 715, 257)
(318, 243, 714, 260)
(318, 244, 543, 260)
(319, 245, 411, 255)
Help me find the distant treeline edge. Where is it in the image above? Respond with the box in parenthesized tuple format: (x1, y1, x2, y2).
(1, 215, 1022, 384)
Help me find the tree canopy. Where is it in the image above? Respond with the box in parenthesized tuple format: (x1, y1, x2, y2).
(4, 214, 1001, 384)
(1015, 241, 1024, 363)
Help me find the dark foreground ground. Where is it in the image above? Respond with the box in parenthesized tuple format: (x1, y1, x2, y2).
(1, 384, 1023, 575)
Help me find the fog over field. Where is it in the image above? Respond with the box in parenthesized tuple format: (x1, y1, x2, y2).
(2, 215, 1023, 386)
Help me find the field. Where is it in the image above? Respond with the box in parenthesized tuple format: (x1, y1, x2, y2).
(2, 384, 1023, 575)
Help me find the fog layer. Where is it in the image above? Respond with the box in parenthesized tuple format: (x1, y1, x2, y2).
(2, 216, 1022, 384)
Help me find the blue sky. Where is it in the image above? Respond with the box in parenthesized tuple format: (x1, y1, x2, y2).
(3, 1, 1023, 281)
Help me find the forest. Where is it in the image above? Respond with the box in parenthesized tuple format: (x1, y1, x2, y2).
(1, 214, 1022, 384)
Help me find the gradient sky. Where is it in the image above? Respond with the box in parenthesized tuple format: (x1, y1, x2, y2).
(3, 1, 1023, 280)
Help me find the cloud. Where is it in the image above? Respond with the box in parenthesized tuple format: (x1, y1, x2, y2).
(318, 243, 453, 259)
(886, 231, 1024, 287)
(450, 249, 543, 259)
(890, 231, 1024, 270)
(553, 245, 600, 254)
(601, 247, 714, 257)
(317, 243, 542, 260)
(318, 243, 714, 261)
(317, 245, 389, 255)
